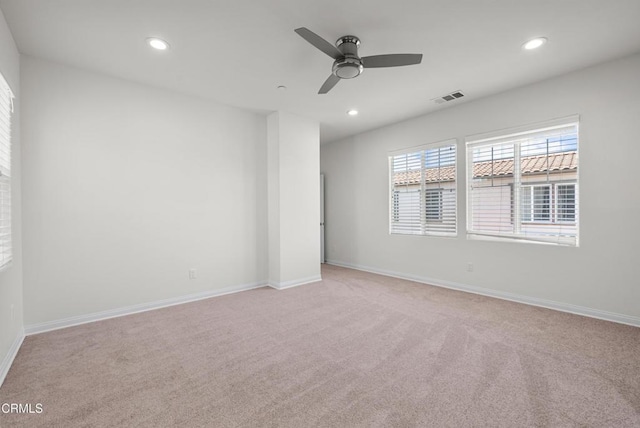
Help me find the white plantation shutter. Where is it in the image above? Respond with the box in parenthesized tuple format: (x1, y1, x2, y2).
(389, 140, 457, 236)
(466, 117, 579, 246)
(0, 72, 13, 269)
(424, 144, 457, 235)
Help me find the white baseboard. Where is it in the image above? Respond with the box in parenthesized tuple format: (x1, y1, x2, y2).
(269, 275, 322, 290)
(25, 281, 268, 336)
(0, 329, 25, 388)
(327, 260, 640, 328)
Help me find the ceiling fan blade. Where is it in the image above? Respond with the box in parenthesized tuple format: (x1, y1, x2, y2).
(362, 54, 423, 68)
(295, 27, 342, 60)
(318, 74, 340, 94)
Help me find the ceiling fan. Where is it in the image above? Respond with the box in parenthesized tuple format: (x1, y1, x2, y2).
(294, 27, 423, 94)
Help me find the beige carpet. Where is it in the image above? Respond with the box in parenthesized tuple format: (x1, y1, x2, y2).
(1, 265, 639, 427)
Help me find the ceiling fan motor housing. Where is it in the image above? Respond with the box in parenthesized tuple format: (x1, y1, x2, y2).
(333, 35, 363, 79)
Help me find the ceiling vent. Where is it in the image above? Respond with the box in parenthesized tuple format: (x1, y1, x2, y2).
(433, 90, 465, 104)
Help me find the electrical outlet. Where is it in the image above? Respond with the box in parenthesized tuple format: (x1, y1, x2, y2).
(189, 269, 197, 280)
(467, 263, 474, 272)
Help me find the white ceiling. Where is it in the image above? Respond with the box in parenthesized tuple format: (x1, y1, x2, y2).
(2, 0, 640, 144)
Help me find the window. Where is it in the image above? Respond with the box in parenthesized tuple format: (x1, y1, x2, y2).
(521, 183, 577, 223)
(522, 185, 551, 222)
(425, 189, 443, 221)
(0, 72, 13, 269)
(389, 140, 456, 236)
(556, 184, 576, 222)
(466, 117, 579, 246)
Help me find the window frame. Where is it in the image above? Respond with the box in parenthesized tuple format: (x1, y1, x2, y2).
(465, 116, 579, 246)
(555, 183, 577, 223)
(521, 184, 552, 223)
(389, 139, 457, 237)
(520, 182, 578, 224)
(0, 72, 13, 271)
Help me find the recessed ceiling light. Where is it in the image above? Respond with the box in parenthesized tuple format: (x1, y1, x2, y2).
(147, 38, 169, 50)
(277, 85, 287, 90)
(347, 109, 358, 116)
(523, 37, 547, 50)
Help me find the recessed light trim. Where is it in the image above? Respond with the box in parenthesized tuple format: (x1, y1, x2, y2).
(277, 85, 287, 90)
(523, 37, 547, 50)
(347, 109, 358, 116)
(147, 38, 169, 50)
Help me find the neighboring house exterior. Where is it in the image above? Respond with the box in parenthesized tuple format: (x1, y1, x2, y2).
(392, 161, 457, 235)
(392, 150, 578, 238)
(469, 150, 577, 238)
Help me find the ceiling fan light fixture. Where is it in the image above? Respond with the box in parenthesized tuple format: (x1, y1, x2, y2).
(333, 59, 364, 79)
(147, 37, 169, 50)
(523, 37, 547, 50)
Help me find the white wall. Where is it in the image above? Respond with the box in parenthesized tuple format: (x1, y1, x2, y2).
(321, 53, 640, 322)
(0, 6, 23, 384)
(21, 56, 268, 326)
(267, 111, 320, 287)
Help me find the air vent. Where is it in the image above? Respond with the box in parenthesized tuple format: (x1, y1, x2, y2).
(432, 90, 465, 104)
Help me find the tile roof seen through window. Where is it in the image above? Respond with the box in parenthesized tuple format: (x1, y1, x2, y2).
(394, 151, 577, 185)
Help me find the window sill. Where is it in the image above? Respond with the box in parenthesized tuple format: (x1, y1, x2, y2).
(522, 221, 577, 226)
(390, 231, 458, 238)
(467, 232, 578, 247)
